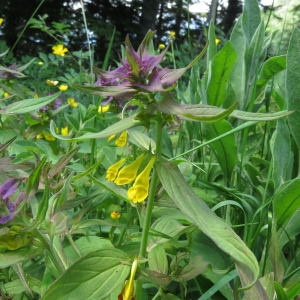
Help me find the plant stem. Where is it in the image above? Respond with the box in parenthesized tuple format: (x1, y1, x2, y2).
(135, 114, 163, 299)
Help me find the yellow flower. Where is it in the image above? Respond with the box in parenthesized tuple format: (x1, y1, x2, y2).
(106, 158, 126, 182)
(36, 133, 44, 139)
(98, 105, 109, 113)
(43, 132, 56, 141)
(52, 44, 68, 57)
(46, 79, 59, 86)
(38, 61, 44, 66)
(115, 131, 127, 147)
(215, 38, 221, 45)
(108, 134, 116, 142)
(128, 156, 156, 203)
(61, 126, 68, 136)
(3, 92, 9, 98)
(118, 257, 138, 300)
(114, 154, 145, 185)
(67, 97, 78, 108)
(59, 84, 68, 91)
(158, 44, 165, 50)
(169, 31, 176, 40)
(34, 94, 39, 98)
(0, 18, 3, 26)
(110, 210, 121, 220)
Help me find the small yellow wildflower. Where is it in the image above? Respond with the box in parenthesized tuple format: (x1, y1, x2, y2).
(43, 132, 56, 141)
(58, 84, 68, 91)
(106, 158, 126, 182)
(46, 79, 59, 86)
(0, 19, 3, 26)
(67, 97, 78, 108)
(55, 127, 59, 133)
(38, 61, 44, 66)
(158, 44, 165, 50)
(108, 134, 116, 142)
(128, 156, 156, 203)
(110, 210, 121, 220)
(115, 131, 127, 147)
(34, 94, 38, 98)
(118, 257, 138, 300)
(52, 44, 68, 57)
(61, 126, 68, 136)
(169, 31, 176, 40)
(215, 38, 221, 45)
(36, 133, 44, 139)
(114, 154, 145, 185)
(98, 105, 109, 113)
(3, 92, 9, 98)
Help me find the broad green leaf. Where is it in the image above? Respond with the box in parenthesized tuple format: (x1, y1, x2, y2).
(207, 21, 217, 67)
(202, 120, 238, 184)
(50, 116, 141, 142)
(2, 279, 28, 294)
(41, 248, 131, 300)
(271, 119, 291, 189)
(128, 128, 156, 151)
(242, 0, 261, 45)
(230, 109, 293, 121)
(256, 55, 286, 98)
(273, 282, 288, 300)
(285, 278, 300, 300)
(206, 41, 238, 107)
(148, 245, 168, 275)
(157, 162, 259, 290)
(286, 28, 300, 148)
(0, 92, 61, 115)
(0, 136, 17, 153)
(178, 256, 209, 281)
(258, 273, 275, 300)
(273, 178, 300, 227)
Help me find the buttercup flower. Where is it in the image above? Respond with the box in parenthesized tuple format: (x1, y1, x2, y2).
(59, 84, 68, 91)
(108, 134, 116, 142)
(3, 92, 9, 98)
(34, 94, 39, 98)
(114, 154, 145, 185)
(128, 156, 156, 203)
(98, 105, 109, 113)
(38, 61, 44, 66)
(106, 158, 126, 181)
(115, 131, 127, 147)
(215, 38, 221, 45)
(67, 97, 78, 108)
(0, 179, 25, 224)
(110, 210, 121, 220)
(159, 44, 165, 50)
(169, 31, 176, 40)
(52, 44, 68, 57)
(118, 257, 138, 300)
(46, 79, 59, 86)
(61, 126, 68, 136)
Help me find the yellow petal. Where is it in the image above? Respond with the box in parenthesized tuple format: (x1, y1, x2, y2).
(98, 105, 109, 113)
(115, 131, 127, 147)
(61, 126, 68, 136)
(106, 158, 126, 181)
(119, 258, 138, 300)
(108, 134, 116, 142)
(59, 84, 68, 91)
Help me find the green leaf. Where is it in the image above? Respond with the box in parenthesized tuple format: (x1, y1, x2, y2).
(206, 41, 238, 107)
(178, 256, 209, 281)
(286, 27, 300, 148)
(256, 55, 286, 98)
(0, 136, 17, 153)
(41, 248, 131, 300)
(273, 178, 300, 227)
(128, 128, 156, 151)
(271, 119, 291, 189)
(148, 245, 168, 275)
(0, 226, 32, 250)
(207, 21, 217, 67)
(0, 92, 61, 115)
(156, 162, 259, 290)
(202, 120, 238, 184)
(273, 282, 288, 300)
(50, 116, 141, 142)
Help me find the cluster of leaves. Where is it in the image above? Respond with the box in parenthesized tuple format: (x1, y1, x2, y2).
(1, 0, 300, 299)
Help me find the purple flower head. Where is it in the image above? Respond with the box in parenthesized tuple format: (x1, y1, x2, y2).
(0, 63, 20, 79)
(53, 98, 61, 110)
(0, 179, 25, 224)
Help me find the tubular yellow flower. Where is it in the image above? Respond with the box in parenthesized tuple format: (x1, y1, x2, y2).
(46, 79, 59, 86)
(52, 44, 68, 57)
(108, 134, 116, 142)
(43, 132, 56, 141)
(106, 158, 126, 182)
(128, 156, 156, 203)
(115, 131, 127, 147)
(98, 105, 109, 113)
(118, 257, 138, 300)
(59, 84, 68, 91)
(215, 38, 221, 45)
(114, 154, 145, 185)
(158, 44, 165, 50)
(61, 126, 68, 136)
(110, 210, 121, 220)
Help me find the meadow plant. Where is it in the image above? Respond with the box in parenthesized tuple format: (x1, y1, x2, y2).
(1, 0, 300, 299)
